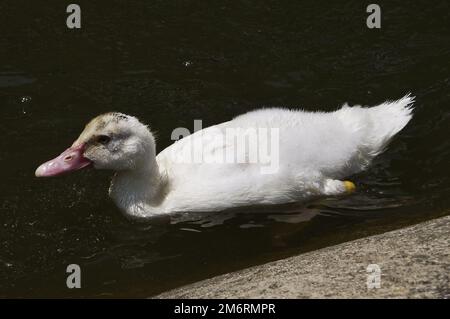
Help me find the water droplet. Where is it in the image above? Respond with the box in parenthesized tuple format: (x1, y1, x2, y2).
(20, 96, 32, 103)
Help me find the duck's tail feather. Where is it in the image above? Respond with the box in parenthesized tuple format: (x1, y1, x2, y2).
(337, 94, 415, 172)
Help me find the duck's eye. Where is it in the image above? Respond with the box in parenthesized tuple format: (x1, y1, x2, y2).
(97, 135, 111, 145)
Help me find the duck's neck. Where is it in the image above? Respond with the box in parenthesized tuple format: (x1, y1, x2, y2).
(109, 158, 168, 218)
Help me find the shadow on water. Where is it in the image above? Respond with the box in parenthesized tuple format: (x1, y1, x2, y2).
(0, 0, 449, 297)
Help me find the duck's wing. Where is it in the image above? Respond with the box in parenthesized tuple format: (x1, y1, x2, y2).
(158, 95, 414, 179)
(157, 122, 232, 167)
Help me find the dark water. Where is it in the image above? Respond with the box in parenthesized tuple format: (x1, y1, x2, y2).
(1, 0, 449, 297)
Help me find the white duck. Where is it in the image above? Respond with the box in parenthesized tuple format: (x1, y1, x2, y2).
(36, 95, 414, 219)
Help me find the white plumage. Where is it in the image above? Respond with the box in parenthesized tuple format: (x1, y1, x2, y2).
(36, 95, 414, 219)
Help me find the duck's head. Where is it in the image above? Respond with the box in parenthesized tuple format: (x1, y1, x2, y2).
(35, 113, 155, 177)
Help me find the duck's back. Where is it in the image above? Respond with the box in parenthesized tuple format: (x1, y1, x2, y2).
(227, 95, 413, 178)
(157, 96, 413, 212)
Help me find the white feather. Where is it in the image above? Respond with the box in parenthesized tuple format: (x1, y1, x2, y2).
(105, 95, 415, 218)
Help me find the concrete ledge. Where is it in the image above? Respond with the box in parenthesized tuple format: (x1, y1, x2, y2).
(156, 215, 450, 298)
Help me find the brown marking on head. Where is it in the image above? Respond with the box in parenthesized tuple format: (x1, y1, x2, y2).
(111, 113, 129, 123)
(72, 113, 129, 147)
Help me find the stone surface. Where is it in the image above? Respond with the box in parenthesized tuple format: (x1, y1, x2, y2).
(156, 216, 450, 298)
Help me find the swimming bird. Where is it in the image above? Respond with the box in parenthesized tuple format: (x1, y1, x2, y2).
(35, 95, 414, 219)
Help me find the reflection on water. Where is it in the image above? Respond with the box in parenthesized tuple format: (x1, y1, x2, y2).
(0, 0, 450, 297)
(0, 73, 36, 88)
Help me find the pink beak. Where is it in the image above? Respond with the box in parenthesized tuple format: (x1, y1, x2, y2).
(35, 143, 92, 177)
